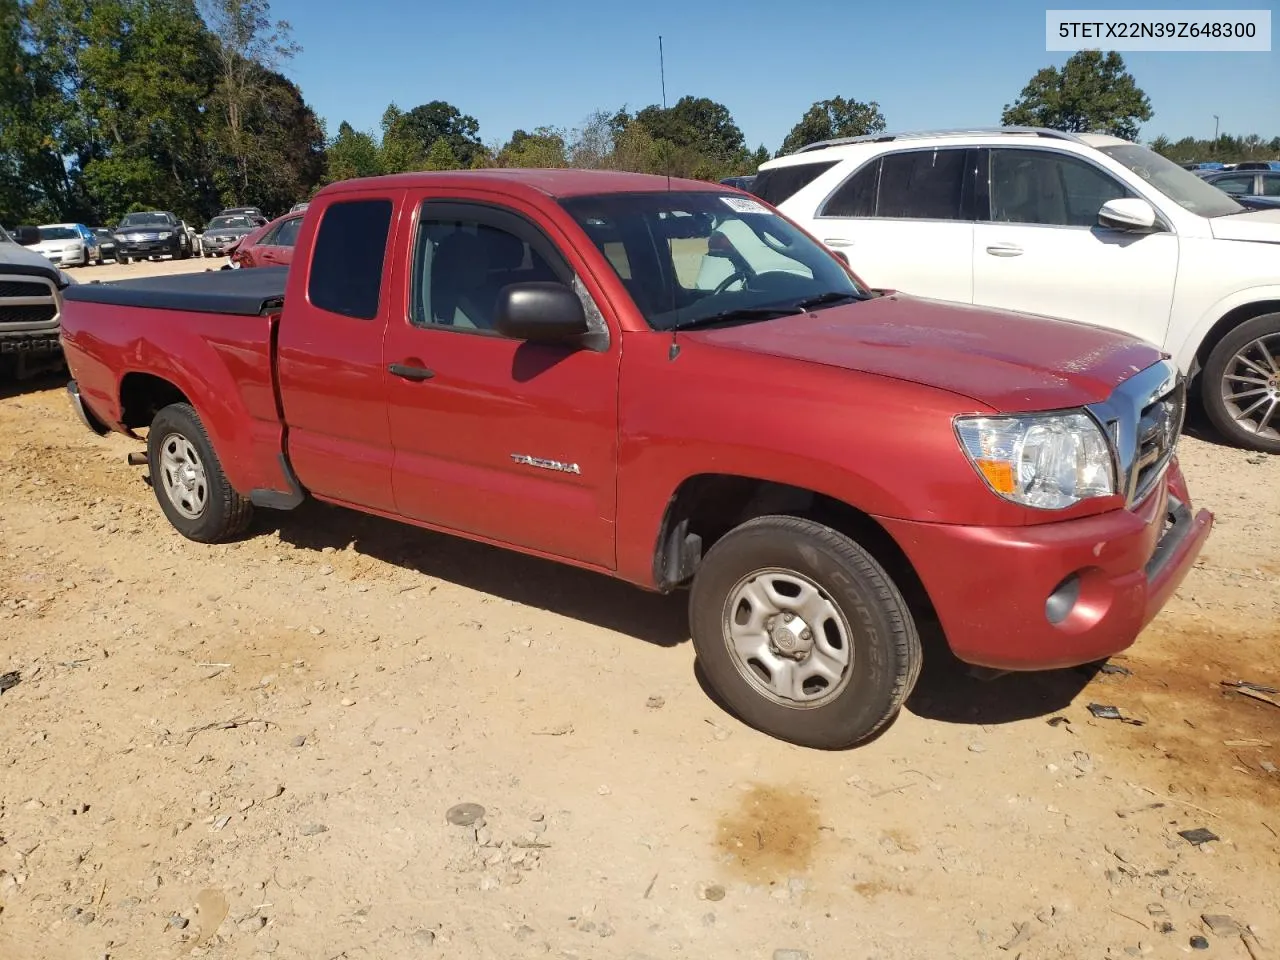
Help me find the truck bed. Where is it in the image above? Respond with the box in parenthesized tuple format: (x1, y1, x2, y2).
(63, 266, 288, 316)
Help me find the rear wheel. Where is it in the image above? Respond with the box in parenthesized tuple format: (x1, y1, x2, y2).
(146, 403, 253, 543)
(688, 515, 922, 749)
(1202, 312, 1280, 454)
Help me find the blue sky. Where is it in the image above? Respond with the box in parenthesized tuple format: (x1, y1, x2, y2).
(269, 0, 1277, 151)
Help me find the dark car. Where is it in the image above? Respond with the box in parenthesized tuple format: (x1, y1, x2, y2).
(199, 214, 261, 258)
(114, 211, 195, 262)
(1200, 169, 1280, 200)
(1234, 194, 1280, 210)
(92, 228, 119, 262)
(719, 175, 757, 192)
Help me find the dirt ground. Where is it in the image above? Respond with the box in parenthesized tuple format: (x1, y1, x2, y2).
(2, 256, 1278, 960)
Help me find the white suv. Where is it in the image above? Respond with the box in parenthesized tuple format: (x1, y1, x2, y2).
(756, 127, 1280, 453)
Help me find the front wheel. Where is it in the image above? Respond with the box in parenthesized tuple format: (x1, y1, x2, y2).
(1202, 311, 1280, 454)
(688, 515, 922, 749)
(147, 403, 254, 543)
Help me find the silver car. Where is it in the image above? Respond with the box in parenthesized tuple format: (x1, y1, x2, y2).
(199, 214, 260, 258)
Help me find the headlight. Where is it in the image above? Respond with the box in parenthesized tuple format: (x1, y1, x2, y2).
(955, 411, 1115, 510)
(159, 231, 172, 239)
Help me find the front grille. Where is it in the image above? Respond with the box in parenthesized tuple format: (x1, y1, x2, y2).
(0, 280, 48, 298)
(1087, 358, 1183, 509)
(1131, 379, 1184, 505)
(0, 303, 58, 325)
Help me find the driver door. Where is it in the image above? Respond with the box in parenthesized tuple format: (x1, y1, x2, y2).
(383, 194, 622, 569)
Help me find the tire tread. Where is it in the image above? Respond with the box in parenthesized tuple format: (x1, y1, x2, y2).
(690, 514, 922, 748)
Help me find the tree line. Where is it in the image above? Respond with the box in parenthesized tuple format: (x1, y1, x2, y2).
(2, 1, 1275, 232)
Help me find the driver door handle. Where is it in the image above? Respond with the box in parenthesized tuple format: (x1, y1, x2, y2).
(985, 243, 1024, 257)
(824, 238, 855, 248)
(388, 362, 435, 381)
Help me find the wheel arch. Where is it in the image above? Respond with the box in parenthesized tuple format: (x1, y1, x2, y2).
(651, 473, 937, 619)
(118, 371, 192, 431)
(1177, 295, 1280, 379)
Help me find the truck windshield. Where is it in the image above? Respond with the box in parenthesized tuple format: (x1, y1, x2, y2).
(120, 214, 169, 227)
(559, 191, 867, 332)
(1098, 144, 1245, 218)
(207, 216, 252, 230)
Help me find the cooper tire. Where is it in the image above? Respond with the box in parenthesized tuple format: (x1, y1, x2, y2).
(688, 515, 922, 749)
(147, 402, 253, 543)
(1202, 311, 1280, 454)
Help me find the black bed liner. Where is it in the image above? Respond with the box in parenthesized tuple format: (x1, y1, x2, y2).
(63, 266, 288, 316)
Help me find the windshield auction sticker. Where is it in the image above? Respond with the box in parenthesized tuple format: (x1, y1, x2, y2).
(721, 196, 771, 215)
(1046, 9, 1270, 50)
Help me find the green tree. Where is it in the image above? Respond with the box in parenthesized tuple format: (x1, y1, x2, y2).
(1147, 131, 1280, 164)
(24, 0, 218, 223)
(200, 0, 300, 203)
(325, 121, 382, 181)
(206, 65, 324, 213)
(1002, 50, 1152, 140)
(634, 96, 745, 163)
(496, 127, 568, 168)
(779, 96, 886, 155)
(379, 102, 425, 173)
(400, 101, 483, 167)
(421, 137, 459, 171)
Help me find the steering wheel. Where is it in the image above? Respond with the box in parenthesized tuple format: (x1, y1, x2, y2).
(711, 269, 750, 296)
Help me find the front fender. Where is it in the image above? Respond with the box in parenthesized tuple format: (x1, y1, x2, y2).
(1173, 283, 1280, 373)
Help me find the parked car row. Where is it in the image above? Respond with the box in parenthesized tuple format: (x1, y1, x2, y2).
(3, 201, 314, 270)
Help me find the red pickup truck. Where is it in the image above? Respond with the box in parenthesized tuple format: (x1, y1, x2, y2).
(60, 169, 1213, 749)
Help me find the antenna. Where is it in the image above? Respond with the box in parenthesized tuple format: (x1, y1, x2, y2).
(660, 35, 680, 360)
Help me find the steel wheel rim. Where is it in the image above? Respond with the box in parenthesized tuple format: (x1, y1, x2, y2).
(1221, 332, 1280, 441)
(721, 567, 854, 709)
(158, 433, 209, 520)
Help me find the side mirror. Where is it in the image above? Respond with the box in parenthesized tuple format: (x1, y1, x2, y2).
(831, 250, 850, 266)
(13, 225, 39, 245)
(1098, 198, 1159, 233)
(494, 282, 589, 343)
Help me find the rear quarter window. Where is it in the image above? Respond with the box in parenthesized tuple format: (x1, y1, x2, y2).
(307, 198, 394, 320)
(751, 159, 839, 206)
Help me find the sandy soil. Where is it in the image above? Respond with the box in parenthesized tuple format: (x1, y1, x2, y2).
(1, 257, 1278, 960)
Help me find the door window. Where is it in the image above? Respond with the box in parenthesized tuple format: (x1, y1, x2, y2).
(821, 159, 879, 217)
(751, 159, 839, 206)
(989, 149, 1134, 227)
(1210, 175, 1255, 196)
(874, 149, 969, 220)
(274, 217, 302, 247)
(410, 207, 568, 332)
(307, 198, 394, 320)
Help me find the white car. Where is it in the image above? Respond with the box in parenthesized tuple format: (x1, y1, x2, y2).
(30, 223, 101, 267)
(757, 127, 1280, 453)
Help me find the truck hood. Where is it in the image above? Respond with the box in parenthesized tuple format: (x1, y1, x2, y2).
(1209, 207, 1280, 243)
(0, 242, 71, 285)
(688, 294, 1164, 412)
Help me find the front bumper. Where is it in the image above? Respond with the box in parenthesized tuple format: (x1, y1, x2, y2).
(879, 460, 1213, 670)
(41, 249, 85, 266)
(118, 237, 180, 256)
(202, 236, 243, 255)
